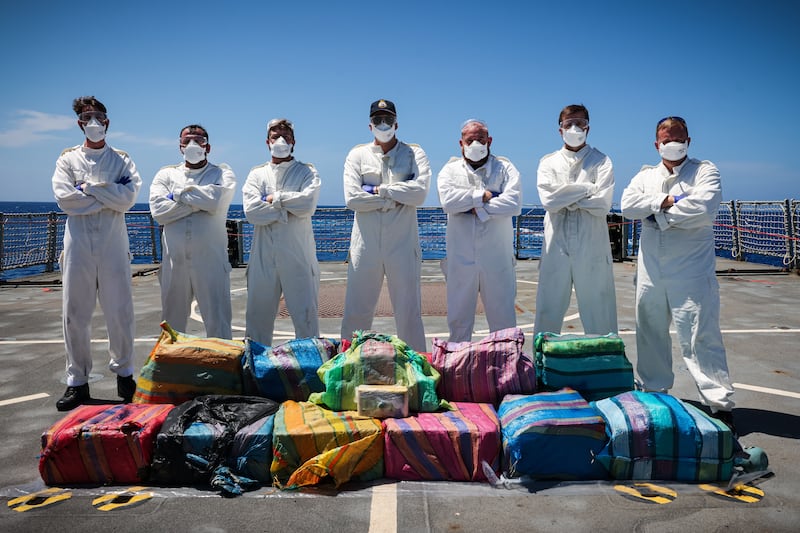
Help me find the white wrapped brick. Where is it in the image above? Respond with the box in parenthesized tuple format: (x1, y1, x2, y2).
(356, 384, 409, 419)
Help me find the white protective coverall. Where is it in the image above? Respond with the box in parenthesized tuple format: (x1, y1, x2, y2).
(52, 144, 141, 386)
(621, 157, 734, 411)
(534, 145, 618, 335)
(149, 162, 236, 338)
(243, 159, 321, 345)
(437, 155, 522, 342)
(341, 141, 430, 351)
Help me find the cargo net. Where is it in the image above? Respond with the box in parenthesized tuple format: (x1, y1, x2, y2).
(713, 202, 735, 253)
(793, 200, 800, 267)
(312, 208, 353, 261)
(734, 201, 793, 264)
(237, 209, 357, 263)
(417, 207, 447, 260)
(239, 207, 450, 263)
(0, 212, 65, 271)
(514, 208, 545, 259)
(126, 211, 160, 260)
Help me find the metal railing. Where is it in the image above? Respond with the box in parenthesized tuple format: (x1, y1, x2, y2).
(2, 201, 798, 279)
(0, 211, 158, 274)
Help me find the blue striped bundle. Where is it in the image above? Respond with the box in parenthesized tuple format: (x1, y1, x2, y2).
(242, 337, 337, 402)
(498, 388, 609, 480)
(592, 391, 735, 482)
(534, 332, 634, 401)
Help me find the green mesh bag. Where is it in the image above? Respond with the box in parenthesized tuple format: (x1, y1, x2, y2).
(308, 331, 449, 412)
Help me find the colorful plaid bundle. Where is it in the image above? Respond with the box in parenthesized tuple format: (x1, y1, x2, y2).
(498, 388, 609, 480)
(534, 332, 633, 401)
(242, 337, 337, 402)
(133, 322, 244, 404)
(592, 391, 735, 481)
(430, 328, 537, 406)
(309, 331, 447, 412)
(271, 401, 384, 489)
(383, 402, 501, 482)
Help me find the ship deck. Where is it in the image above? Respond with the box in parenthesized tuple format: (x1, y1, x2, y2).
(1, 257, 799, 532)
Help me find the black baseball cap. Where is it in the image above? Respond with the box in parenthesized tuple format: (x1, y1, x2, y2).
(369, 99, 396, 116)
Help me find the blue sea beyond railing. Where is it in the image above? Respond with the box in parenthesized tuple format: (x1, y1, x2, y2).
(1, 200, 797, 281)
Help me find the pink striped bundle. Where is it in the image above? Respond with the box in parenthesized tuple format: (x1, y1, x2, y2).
(430, 328, 537, 406)
(383, 402, 501, 481)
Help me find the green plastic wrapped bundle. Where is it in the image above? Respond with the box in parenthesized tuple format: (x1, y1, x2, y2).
(309, 331, 449, 412)
(534, 332, 633, 401)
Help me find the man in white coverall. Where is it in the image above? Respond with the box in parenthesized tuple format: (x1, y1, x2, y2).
(621, 116, 735, 432)
(52, 96, 141, 411)
(243, 118, 321, 345)
(149, 124, 236, 339)
(437, 119, 522, 342)
(341, 99, 430, 351)
(534, 104, 617, 336)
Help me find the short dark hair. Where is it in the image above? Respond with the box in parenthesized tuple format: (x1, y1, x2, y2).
(72, 96, 107, 115)
(558, 104, 589, 124)
(656, 117, 689, 138)
(180, 124, 209, 141)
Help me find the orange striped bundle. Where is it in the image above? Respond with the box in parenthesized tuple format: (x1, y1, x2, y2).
(133, 322, 245, 404)
(270, 401, 384, 489)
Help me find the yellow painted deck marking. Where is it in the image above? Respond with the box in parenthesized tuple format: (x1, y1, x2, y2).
(8, 487, 72, 512)
(92, 486, 154, 511)
(614, 483, 677, 504)
(698, 483, 765, 503)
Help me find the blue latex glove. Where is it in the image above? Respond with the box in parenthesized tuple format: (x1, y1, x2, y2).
(362, 184, 377, 194)
(167, 192, 174, 201)
(117, 175, 131, 186)
(74, 183, 83, 191)
(672, 194, 685, 203)
(261, 195, 267, 202)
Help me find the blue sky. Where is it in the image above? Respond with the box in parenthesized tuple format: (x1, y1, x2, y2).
(0, 1, 797, 207)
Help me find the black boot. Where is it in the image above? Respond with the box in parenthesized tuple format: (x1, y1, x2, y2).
(117, 375, 137, 403)
(56, 384, 90, 411)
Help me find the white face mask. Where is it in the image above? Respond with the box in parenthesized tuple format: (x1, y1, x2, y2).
(269, 136, 293, 159)
(562, 125, 587, 148)
(463, 140, 488, 162)
(371, 122, 396, 143)
(83, 118, 106, 143)
(659, 141, 688, 162)
(182, 141, 207, 164)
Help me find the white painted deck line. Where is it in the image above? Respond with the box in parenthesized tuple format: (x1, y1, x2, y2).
(0, 392, 49, 407)
(369, 483, 397, 533)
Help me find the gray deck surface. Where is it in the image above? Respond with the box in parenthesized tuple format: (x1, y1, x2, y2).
(1, 257, 798, 532)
